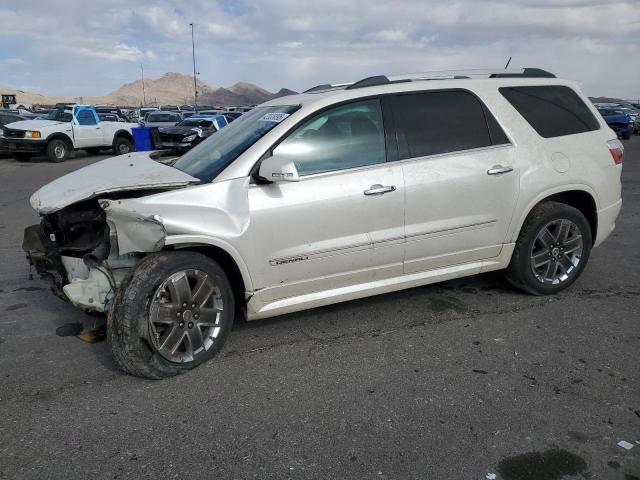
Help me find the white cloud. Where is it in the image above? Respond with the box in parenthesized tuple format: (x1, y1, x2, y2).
(376, 30, 408, 43)
(0, 0, 638, 98)
(207, 23, 235, 36)
(278, 41, 303, 49)
(72, 43, 145, 62)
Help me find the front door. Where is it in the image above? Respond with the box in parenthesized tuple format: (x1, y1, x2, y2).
(389, 90, 519, 273)
(72, 107, 105, 148)
(244, 99, 405, 303)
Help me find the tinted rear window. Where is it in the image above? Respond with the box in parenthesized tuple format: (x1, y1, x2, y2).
(499, 85, 599, 138)
(391, 90, 508, 159)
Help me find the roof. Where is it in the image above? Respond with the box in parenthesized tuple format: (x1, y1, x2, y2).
(261, 68, 571, 110)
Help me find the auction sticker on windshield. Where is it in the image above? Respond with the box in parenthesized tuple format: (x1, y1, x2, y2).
(260, 112, 290, 123)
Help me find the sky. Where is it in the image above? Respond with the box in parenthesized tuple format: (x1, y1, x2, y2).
(0, 0, 639, 99)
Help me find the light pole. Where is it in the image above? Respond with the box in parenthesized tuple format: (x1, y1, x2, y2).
(140, 64, 147, 106)
(190, 22, 198, 110)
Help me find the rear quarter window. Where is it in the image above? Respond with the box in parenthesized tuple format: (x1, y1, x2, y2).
(499, 85, 599, 138)
(390, 90, 508, 159)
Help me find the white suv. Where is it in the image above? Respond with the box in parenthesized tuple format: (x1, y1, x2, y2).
(23, 68, 623, 378)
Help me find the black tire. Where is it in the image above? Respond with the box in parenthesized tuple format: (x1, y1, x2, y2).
(113, 136, 134, 155)
(46, 138, 70, 163)
(505, 201, 592, 295)
(85, 147, 102, 155)
(12, 153, 32, 162)
(623, 132, 631, 140)
(107, 251, 235, 379)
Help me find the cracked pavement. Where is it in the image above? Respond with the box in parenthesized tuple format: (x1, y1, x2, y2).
(0, 142, 639, 479)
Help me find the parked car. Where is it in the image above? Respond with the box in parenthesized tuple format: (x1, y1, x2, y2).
(223, 111, 243, 122)
(140, 111, 182, 128)
(98, 113, 121, 122)
(158, 114, 229, 151)
(197, 109, 225, 116)
(0, 112, 25, 157)
(95, 105, 127, 121)
(137, 107, 159, 123)
(0, 111, 25, 127)
(0, 105, 134, 162)
(616, 106, 640, 134)
(597, 107, 632, 139)
(23, 68, 622, 378)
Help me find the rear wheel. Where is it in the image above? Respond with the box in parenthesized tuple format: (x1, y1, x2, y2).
(506, 201, 592, 295)
(108, 251, 235, 379)
(46, 138, 70, 162)
(113, 136, 134, 155)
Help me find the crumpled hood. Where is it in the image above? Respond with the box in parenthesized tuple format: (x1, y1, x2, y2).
(30, 152, 199, 214)
(4, 119, 68, 131)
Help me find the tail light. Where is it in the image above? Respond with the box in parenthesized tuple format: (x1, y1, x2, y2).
(607, 139, 624, 165)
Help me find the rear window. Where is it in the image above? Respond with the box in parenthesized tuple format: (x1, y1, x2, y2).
(499, 85, 599, 138)
(148, 113, 178, 122)
(391, 90, 509, 159)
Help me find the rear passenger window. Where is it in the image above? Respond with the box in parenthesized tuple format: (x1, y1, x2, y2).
(391, 90, 506, 159)
(499, 85, 599, 138)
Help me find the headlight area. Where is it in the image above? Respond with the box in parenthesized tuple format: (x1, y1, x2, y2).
(182, 134, 198, 143)
(22, 199, 137, 313)
(24, 131, 41, 139)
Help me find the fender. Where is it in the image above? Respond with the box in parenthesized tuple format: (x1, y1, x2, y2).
(164, 234, 254, 293)
(113, 129, 134, 141)
(45, 132, 74, 147)
(507, 183, 600, 243)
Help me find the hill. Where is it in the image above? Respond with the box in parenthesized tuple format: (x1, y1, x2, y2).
(0, 72, 297, 108)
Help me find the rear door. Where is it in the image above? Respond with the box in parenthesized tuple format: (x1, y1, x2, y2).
(72, 107, 106, 148)
(390, 90, 519, 273)
(245, 98, 405, 300)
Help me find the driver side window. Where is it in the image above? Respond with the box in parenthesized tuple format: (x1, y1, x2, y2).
(273, 99, 386, 176)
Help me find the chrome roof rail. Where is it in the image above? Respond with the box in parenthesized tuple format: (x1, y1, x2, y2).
(345, 68, 556, 90)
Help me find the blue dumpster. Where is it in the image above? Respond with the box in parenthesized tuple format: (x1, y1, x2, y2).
(132, 127, 153, 151)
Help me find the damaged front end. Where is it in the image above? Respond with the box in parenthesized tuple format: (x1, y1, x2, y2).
(23, 198, 148, 312)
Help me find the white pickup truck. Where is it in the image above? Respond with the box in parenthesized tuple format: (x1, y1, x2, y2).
(0, 105, 135, 162)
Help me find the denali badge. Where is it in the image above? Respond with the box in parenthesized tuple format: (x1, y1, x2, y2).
(269, 255, 309, 266)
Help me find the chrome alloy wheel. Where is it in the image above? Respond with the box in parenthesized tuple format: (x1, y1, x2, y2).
(149, 269, 224, 363)
(530, 219, 584, 285)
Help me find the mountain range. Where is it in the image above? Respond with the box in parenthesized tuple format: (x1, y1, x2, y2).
(1, 72, 297, 107)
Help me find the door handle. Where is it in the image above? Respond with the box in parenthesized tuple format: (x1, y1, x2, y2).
(364, 184, 396, 196)
(487, 165, 513, 175)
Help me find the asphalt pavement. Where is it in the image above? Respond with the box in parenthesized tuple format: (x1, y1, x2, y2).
(0, 142, 638, 480)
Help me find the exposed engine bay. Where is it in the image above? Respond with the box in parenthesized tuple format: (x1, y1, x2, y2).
(23, 193, 164, 313)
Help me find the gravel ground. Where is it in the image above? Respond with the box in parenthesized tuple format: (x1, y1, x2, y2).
(0, 142, 638, 480)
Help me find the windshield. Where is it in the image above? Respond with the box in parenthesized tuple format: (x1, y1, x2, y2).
(178, 119, 213, 128)
(44, 109, 72, 122)
(173, 105, 300, 182)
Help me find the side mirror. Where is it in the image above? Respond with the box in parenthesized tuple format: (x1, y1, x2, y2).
(258, 155, 300, 182)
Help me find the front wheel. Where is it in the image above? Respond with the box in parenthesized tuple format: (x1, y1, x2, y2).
(506, 201, 592, 295)
(108, 251, 235, 379)
(46, 139, 70, 162)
